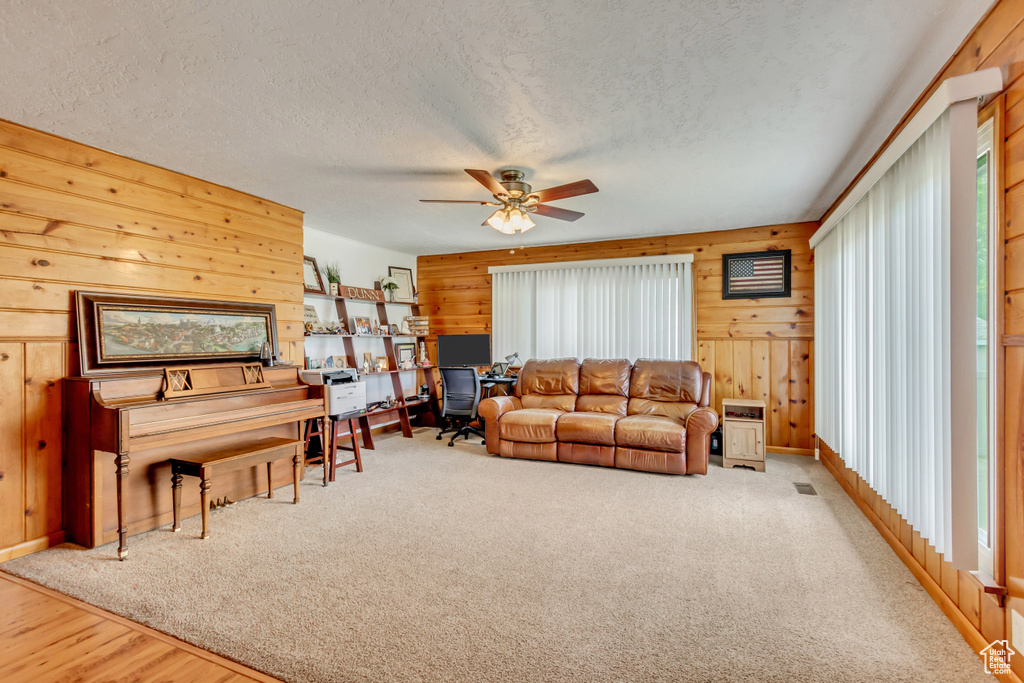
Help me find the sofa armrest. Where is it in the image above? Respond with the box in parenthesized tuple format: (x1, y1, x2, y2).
(684, 407, 719, 474)
(699, 372, 712, 408)
(478, 396, 523, 455)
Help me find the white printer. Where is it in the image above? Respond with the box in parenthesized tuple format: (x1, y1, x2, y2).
(299, 368, 366, 418)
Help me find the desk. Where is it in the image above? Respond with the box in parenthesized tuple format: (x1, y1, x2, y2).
(480, 374, 516, 397)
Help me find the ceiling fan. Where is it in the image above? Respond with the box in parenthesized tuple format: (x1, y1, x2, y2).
(420, 169, 599, 234)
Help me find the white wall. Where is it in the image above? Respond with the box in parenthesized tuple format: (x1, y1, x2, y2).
(302, 226, 419, 404)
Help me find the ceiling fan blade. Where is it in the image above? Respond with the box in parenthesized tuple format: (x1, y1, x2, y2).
(533, 179, 599, 203)
(465, 169, 508, 196)
(420, 199, 497, 205)
(534, 204, 585, 222)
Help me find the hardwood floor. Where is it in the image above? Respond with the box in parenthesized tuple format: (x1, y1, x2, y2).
(0, 571, 279, 682)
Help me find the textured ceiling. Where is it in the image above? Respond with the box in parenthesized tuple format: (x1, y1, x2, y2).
(0, 0, 993, 254)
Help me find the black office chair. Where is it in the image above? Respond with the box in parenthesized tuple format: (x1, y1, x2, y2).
(437, 367, 485, 447)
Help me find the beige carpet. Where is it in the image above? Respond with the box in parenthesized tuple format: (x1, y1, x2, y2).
(3, 428, 989, 682)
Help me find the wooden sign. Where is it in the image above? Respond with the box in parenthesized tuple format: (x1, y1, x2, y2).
(339, 285, 385, 302)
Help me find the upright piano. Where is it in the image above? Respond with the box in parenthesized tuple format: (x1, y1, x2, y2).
(65, 364, 325, 559)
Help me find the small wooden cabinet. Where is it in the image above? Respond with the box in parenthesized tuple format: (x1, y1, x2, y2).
(721, 398, 766, 472)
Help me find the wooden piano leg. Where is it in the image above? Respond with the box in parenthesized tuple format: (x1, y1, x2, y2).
(323, 417, 331, 487)
(292, 451, 301, 504)
(115, 453, 130, 561)
(267, 462, 274, 499)
(171, 472, 182, 532)
(199, 476, 211, 539)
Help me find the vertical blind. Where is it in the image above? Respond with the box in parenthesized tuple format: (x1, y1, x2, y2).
(814, 106, 976, 567)
(490, 256, 694, 362)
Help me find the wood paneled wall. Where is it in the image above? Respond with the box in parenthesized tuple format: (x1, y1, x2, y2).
(819, 1, 1024, 678)
(417, 222, 817, 454)
(0, 119, 305, 561)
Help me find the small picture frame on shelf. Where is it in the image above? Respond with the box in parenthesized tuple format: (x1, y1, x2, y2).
(303, 256, 326, 294)
(388, 266, 416, 303)
(362, 352, 374, 373)
(331, 354, 349, 369)
(376, 357, 389, 373)
(353, 317, 371, 335)
(303, 305, 321, 327)
(324, 356, 335, 368)
(396, 343, 416, 366)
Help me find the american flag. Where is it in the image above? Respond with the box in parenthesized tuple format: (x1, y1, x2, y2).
(727, 254, 786, 294)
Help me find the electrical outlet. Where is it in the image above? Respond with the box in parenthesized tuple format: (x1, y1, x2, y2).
(1012, 609, 1024, 655)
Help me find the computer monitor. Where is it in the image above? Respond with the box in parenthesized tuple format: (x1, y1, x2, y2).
(437, 334, 492, 367)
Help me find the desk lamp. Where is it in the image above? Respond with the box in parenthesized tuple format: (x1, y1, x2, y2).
(504, 352, 521, 375)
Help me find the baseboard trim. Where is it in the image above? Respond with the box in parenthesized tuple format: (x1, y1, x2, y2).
(767, 446, 814, 456)
(0, 531, 65, 563)
(819, 453, 1022, 683)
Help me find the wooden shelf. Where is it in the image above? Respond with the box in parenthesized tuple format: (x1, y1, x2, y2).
(359, 368, 429, 376)
(303, 292, 416, 305)
(364, 396, 432, 417)
(304, 334, 423, 339)
(302, 290, 439, 445)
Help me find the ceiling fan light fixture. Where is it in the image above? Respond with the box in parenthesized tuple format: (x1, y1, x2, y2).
(486, 209, 516, 234)
(508, 207, 535, 232)
(423, 169, 597, 233)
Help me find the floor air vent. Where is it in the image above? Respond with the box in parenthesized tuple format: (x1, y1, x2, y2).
(794, 482, 817, 496)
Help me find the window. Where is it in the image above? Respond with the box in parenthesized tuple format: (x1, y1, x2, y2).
(976, 118, 998, 576)
(813, 101, 983, 568)
(490, 255, 694, 363)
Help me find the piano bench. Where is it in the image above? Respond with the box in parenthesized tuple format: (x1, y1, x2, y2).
(169, 437, 303, 540)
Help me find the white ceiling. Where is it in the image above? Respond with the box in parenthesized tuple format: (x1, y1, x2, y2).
(0, 0, 993, 254)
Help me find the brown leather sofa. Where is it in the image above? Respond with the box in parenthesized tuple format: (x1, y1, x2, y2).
(478, 358, 718, 475)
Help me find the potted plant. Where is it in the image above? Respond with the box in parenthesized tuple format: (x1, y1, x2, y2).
(324, 262, 341, 296)
(379, 275, 399, 302)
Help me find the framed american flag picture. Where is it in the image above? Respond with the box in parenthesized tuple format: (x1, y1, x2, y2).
(722, 250, 791, 299)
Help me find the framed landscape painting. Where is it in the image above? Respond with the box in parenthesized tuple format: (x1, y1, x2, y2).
(76, 292, 278, 376)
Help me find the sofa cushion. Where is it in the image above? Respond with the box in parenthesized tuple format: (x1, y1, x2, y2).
(556, 412, 618, 446)
(499, 408, 562, 443)
(627, 398, 698, 421)
(614, 414, 685, 452)
(579, 358, 630, 396)
(630, 359, 704, 403)
(575, 395, 627, 415)
(574, 358, 630, 415)
(522, 394, 577, 412)
(515, 358, 580, 397)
